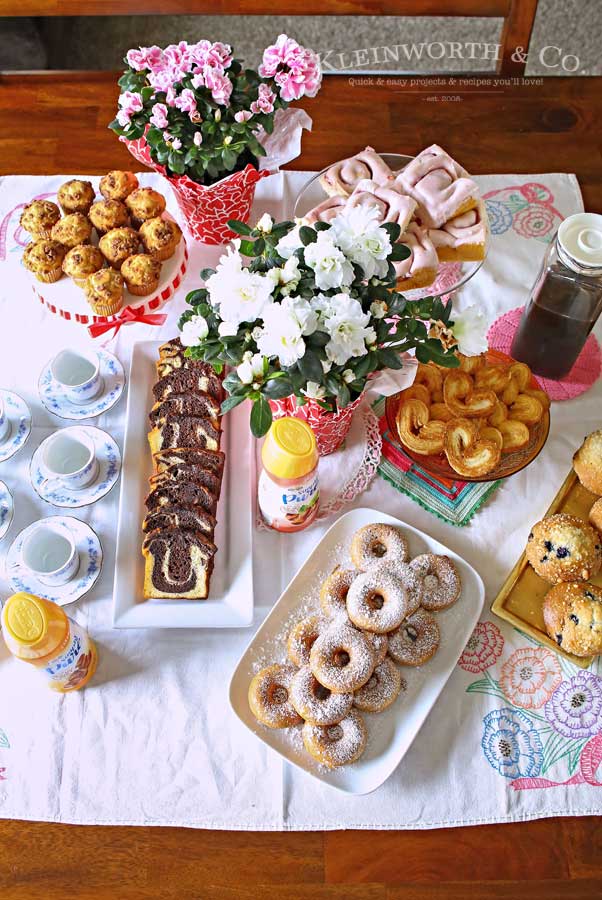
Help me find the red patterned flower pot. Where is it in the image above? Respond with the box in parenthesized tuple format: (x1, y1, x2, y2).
(269, 394, 364, 456)
(123, 134, 268, 244)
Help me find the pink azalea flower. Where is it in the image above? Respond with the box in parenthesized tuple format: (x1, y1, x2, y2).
(500, 647, 562, 710)
(171, 138, 182, 150)
(193, 131, 203, 146)
(150, 102, 168, 129)
(164, 41, 192, 73)
(259, 34, 322, 100)
(148, 68, 178, 94)
(174, 88, 197, 115)
(250, 83, 276, 115)
(126, 45, 163, 72)
(118, 90, 143, 114)
(191, 71, 205, 90)
(206, 41, 232, 70)
(126, 48, 148, 71)
(205, 67, 233, 106)
(116, 109, 132, 127)
(163, 130, 173, 142)
(165, 86, 177, 108)
(234, 110, 253, 124)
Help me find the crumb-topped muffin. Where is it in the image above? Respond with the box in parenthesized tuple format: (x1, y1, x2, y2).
(590, 498, 602, 535)
(99, 227, 140, 270)
(62, 244, 105, 286)
(125, 188, 166, 227)
(23, 239, 66, 283)
(88, 199, 130, 235)
(51, 212, 92, 249)
(19, 200, 61, 240)
(543, 581, 602, 657)
(526, 513, 602, 584)
(139, 216, 182, 261)
(57, 179, 95, 214)
(99, 170, 139, 202)
(573, 430, 602, 495)
(84, 267, 124, 316)
(121, 253, 162, 296)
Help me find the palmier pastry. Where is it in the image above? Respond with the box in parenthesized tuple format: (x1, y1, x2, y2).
(543, 582, 602, 657)
(523, 388, 550, 411)
(248, 664, 303, 728)
(350, 523, 409, 570)
(444, 417, 501, 478)
(573, 430, 602, 495)
(443, 371, 497, 419)
(142, 527, 216, 599)
(353, 658, 403, 713)
(310, 623, 375, 693)
(319, 147, 394, 198)
(497, 419, 530, 453)
(393, 222, 439, 290)
(457, 353, 485, 375)
(429, 402, 453, 423)
(479, 425, 503, 451)
(396, 399, 446, 455)
(302, 709, 367, 767)
(508, 393, 544, 426)
(488, 399, 508, 427)
(428, 199, 488, 262)
(414, 362, 443, 397)
(526, 514, 602, 584)
(396, 384, 431, 407)
(290, 666, 353, 726)
(346, 178, 416, 229)
(474, 365, 511, 394)
(395, 144, 478, 228)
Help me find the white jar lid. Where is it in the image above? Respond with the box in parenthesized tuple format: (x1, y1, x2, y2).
(558, 212, 602, 268)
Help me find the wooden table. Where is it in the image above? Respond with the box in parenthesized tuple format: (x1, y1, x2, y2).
(1, 72, 601, 900)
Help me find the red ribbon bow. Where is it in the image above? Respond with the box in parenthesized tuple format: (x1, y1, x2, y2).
(88, 305, 167, 339)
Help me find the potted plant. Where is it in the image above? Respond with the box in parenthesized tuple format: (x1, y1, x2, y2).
(179, 207, 488, 454)
(110, 35, 321, 244)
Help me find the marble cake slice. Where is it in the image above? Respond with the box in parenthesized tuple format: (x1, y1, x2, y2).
(145, 480, 219, 517)
(149, 464, 222, 498)
(158, 337, 185, 359)
(149, 392, 221, 428)
(152, 368, 223, 403)
(142, 505, 217, 537)
(152, 447, 225, 477)
(148, 415, 221, 454)
(142, 528, 216, 600)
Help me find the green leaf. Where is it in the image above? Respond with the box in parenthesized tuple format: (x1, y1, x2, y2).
(306, 331, 330, 349)
(383, 222, 401, 243)
(239, 239, 257, 257)
(223, 372, 244, 394)
(378, 348, 404, 370)
(299, 226, 318, 246)
(227, 220, 253, 236)
(222, 147, 238, 171)
(389, 242, 411, 262)
(168, 151, 186, 175)
(221, 394, 247, 414)
(298, 350, 324, 383)
(200, 268, 215, 282)
(337, 381, 351, 408)
(262, 377, 294, 399)
(250, 395, 273, 437)
(185, 288, 208, 305)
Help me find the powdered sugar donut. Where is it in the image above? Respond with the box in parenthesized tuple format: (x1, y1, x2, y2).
(287, 614, 328, 667)
(320, 568, 358, 618)
(353, 657, 404, 713)
(290, 665, 353, 726)
(363, 630, 388, 664)
(302, 709, 367, 767)
(346, 567, 410, 633)
(410, 554, 461, 610)
(248, 664, 303, 728)
(388, 609, 440, 666)
(310, 623, 375, 693)
(350, 523, 409, 570)
(386, 561, 424, 616)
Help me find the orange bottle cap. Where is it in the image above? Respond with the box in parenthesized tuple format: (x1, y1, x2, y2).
(2, 593, 48, 647)
(261, 417, 318, 480)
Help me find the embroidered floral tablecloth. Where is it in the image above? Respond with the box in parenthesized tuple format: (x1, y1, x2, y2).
(1, 170, 602, 829)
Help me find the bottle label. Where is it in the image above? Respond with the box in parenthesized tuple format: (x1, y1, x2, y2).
(43, 620, 95, 693)
(258, 472, 319, 531)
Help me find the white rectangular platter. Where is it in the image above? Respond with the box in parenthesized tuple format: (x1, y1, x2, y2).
(112, 339, 254, 628)
(229, 507, 484, 794)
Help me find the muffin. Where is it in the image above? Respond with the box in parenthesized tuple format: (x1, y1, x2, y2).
(84, 268, 124, 316)
(573, 430, 602, 495)
(526, 513, 602, 583)
(589, 498, 602, 535)
(99, 170, 139, 202)
(23, 239, 66, 283)
(543, 582, 602, 657)
(88, 199, 130, 235)
(62, 244, 105, 287)
(19, 200, 61, 240)
(57, 179, 95, 215)
(139, 216, 182, 261)
(51, 212, 92, 249)
(125, 187, 166, 227)
(99, 227, 140, 270)
(121, 253, 162, 296)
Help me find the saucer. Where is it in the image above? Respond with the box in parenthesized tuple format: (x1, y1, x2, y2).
(0, 480, 14, 539)
(5, 515, 103, 606)
(0, 391, 32, 463)
(30, 426, 121, 508)
(38, 349, 126, 420)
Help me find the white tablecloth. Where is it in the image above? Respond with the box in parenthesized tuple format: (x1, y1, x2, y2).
(1, 170, 601, 830)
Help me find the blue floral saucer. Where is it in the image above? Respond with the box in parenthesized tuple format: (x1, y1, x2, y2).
(0, 480, 14, 540)
(30, 426, 121, 508)
(5, 515, 103, 606)
(38, 349, 126, 421)
(0, 391, 32, 463)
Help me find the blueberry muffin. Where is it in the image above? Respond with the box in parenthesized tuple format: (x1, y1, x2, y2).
(99, 226, 140, 270)
(125, 187, 166, 227)
(589, 498, 602, 535)
(121, 253, 162, 296)
(23, 239, 66, 283)
(88, 199, 130, 235)
(573, 430, 602, 495)
(543, 581, 602, 657)
(57, 179, 95, 215)
(19, 199, 61, 240)
(62, 244, 105, 287)
(51, 212, 92, 249)
(84, 267, 124, 316)
(139, 216, 182, 261)
(526, 514, 602, 583)
(99, 170, 139, 202)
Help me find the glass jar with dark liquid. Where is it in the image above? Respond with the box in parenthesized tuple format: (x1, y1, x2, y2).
(511, 213, 602, 379)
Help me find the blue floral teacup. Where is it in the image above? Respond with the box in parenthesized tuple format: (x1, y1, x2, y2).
(0, 396, 10, 443)
(21, 520, 80, 586)
(50, 348, 103, 405)
(39, 428, 99, 493)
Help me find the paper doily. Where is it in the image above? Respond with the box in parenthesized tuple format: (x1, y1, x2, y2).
(255, 403, 382, 529)
(487, 306, 601, 401)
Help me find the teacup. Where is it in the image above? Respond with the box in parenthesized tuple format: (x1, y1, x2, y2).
(50, 348, 103, 405)
(0, 396, 10, 443)
(21, 520, 80, 586)
(39, 428, 99, 493)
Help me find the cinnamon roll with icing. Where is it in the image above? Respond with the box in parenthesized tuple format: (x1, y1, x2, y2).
(319, 146, 394, 198)
(395, 144, 478, 228)
(393, 222, 438, 290)
(345, 179, 417, 229)
(428, 199, 488, 262)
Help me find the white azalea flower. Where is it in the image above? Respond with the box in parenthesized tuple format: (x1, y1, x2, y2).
(206, 246, 274, 326)
(451, 306, 489, 356)
(180, 314, 209, 347)
(281, 295, 318, 336)
(256, 213, 273, 233)
(321, 359, 332, 374)
(276, 223, 304, 259)
(310, 292, 338, 321)
(218, 321, 238, 336)
(266, 256, 301, 295)
(342, 368, 355, 383)
(256, 302, 306, 368)
(237, 353, 266, 385)
(304, 231, 354, 291)
(302, 381, 326, 400)
(329, 206, 392, 279)
(370, 300, 387, 319)
(322, 293, 375, 366)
